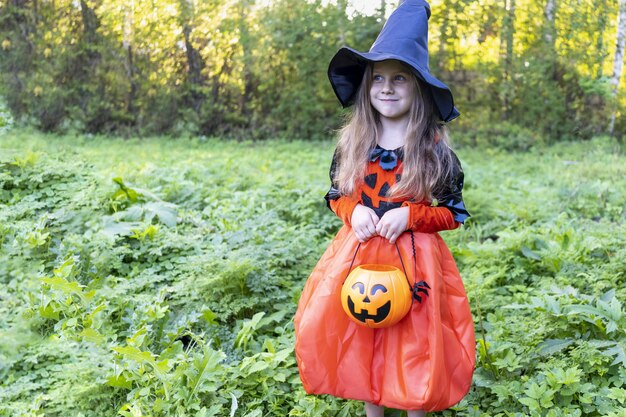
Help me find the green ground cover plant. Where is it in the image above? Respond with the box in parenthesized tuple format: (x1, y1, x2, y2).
(0, 130, 624, 416)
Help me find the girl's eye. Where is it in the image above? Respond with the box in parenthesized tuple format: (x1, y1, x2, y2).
(395, 75, 407, 81)
(373, 75, 384, 82)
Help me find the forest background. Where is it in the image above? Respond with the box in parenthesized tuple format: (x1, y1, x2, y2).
(1, 0, 626, 417)
(1, 0, 626, 142)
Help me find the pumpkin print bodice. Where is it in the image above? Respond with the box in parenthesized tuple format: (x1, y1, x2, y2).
(360, 153, 405, 218)
(325, 145, 469, 223)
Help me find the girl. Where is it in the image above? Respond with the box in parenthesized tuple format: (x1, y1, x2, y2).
(294, 1, 475, 416)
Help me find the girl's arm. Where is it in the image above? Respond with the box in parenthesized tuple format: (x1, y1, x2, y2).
(327, 195, 361, 226)
(401, 202, 460, 233)
(402, 151, 470, 233)
(324, 148, 361, 226)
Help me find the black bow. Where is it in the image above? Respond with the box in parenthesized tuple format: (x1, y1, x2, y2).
(369, 147, 403, 170)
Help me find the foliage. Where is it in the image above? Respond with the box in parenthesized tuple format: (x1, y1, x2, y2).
(453, 121, 543, 152)
(1, 0, 625, 140)
(0, 131, 625, 416)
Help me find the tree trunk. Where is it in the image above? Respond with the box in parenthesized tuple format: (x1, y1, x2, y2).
(8, 0, 35, 54)
(179, 0, 207, 112)
(437, 8, 448, 73)
(122, 2, 136, 117)
(500, 0, 516, 120)
(542, 0, 558, 84)
(450, 5, 459, 71)
(543, 0, 556, 47)
(595, 0, 608, 79)
(78, 0, 103, 84)
(2, 0, 36, 115)
(238, 0, 254, 120)
(79, 0, 99, 47)
(33, 0, 38, 26)
(609, 0, 626, 138)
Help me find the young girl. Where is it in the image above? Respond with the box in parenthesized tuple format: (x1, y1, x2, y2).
(294, 1, 475, 416)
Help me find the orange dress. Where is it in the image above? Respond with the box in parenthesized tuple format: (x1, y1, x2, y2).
(294, 146, 475, 411)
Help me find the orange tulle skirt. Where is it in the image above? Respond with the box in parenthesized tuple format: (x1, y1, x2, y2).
(294, 227, 475, 411)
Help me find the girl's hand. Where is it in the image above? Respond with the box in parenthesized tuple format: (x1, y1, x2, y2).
(376, 206, 409, 244)
(351, 204, 380, 242)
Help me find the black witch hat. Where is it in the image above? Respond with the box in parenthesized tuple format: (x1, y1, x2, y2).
(328, 0, 459, 123)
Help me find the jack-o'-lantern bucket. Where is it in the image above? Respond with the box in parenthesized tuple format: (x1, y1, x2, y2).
(341, 264, 412, 328)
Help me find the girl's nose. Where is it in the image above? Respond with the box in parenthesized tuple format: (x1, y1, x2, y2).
(381, 80, 394, 94)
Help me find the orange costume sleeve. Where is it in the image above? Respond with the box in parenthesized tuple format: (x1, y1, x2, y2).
(329, 196, 361, 226)
(402, 149, 469, 233)
(325, 148, 361, 226)
(402, 202, 460, 233)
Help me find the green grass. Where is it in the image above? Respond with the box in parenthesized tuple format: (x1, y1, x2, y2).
(1, 129, 625, 417)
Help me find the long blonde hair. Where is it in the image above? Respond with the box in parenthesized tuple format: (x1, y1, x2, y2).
(335, 62, 455, 202)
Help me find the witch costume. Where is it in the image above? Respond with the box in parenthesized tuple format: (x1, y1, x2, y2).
(293, 0, 475, 412)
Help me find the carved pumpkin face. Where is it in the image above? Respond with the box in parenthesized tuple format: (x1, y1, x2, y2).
(341, 264, 412, 328)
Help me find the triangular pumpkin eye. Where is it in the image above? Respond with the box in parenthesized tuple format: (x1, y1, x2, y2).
(371, 284, 387, 295)
(351, 282, 365, 294)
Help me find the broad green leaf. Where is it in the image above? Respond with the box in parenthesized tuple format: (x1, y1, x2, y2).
(491, 384, 511, 400)
(39, 303, 60, 319)
(603, 342, 626, 367)
(112, 177, 139, 202)
(53, 258, 75, 278)
(107, 374, 133, 389)
(41, 276, 84, 295)
(118, 403, 143, 417)
(537, 338, 574, 356)
(245, 360, 269, 375)
(127, 327, 148, 348)
(235, 311, 266, 350)
(187, 346, 225, 401)
(607, 387, 626, 404)
(102, 217, 142, 237)
(80, 327, 105, 344)
(273, 348, 291, 364)
(263, 338, 276, 354)
(521, 246, 541, 260)
(154, 359, 170, 374)
(112, 346, 155, 364)
(518, 397, 539, 410)
(144, 202, 178, 227)
(202, 308, 218, 325)
(566, 304, 617, 331)
(525, 382, 544, 399)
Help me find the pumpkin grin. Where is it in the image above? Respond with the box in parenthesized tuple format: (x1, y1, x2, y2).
(347, 296, 391, 324)
(341, 264, 412, 328)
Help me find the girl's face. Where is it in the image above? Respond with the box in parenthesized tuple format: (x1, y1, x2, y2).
(369, 60, 415, 123)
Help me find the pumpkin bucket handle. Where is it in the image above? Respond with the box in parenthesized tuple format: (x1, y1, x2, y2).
(343, 235, 413, 292)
